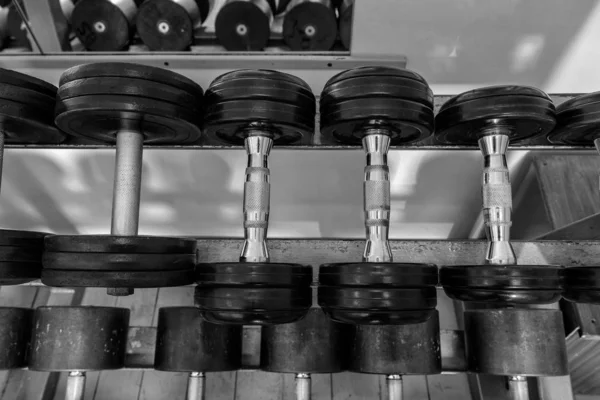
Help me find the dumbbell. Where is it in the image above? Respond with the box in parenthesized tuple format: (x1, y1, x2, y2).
(0, 69, 65, 284)
(136, 0, 210, 51)
(547, 92, 600, 303)
(214, 0, 275, 51)
(0, 308, 32, 370)
(282, 0, 337, 51)
(337, 0, 353, 50)
(317, 66, 440, 399)
(261, 308, 349, 400)
(194, 69, 314, 325)
(155, 307, 242, 400)
(436, 86, 567, 397)
(42, 63, 202, 296)
(29, 306, 130, 400)
(70, 0, 139, 51)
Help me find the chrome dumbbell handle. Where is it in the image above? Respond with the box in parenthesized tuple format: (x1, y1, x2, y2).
(362, 130, 392, 263)
(240, 133, 273, 263)
(507, 375, 529, 400)
(387, 375, 403, 400)
(187, 372, 206, 400)
(295, 373, 311, 400)
(478, 131, 516, 266)
(65, 371, 86, 400)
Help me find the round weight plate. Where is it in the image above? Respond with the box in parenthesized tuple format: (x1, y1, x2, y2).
(215, 0, 272, 51)
(70, 0, 133, 51)
(338, 0, 353, 50)
(0, 68, 56, 98)
(0, 246, 42, 263)
(319, 263, 438, 287)
(0, 230, 46, 247)
(443, 287, 562, 305)
(55, 95, 202, 144)
(195, 262, 312, 287)
(0, 84, 56, 112)
(45, 235, 197, 254)
(350, 311, 441, 375)
(59, 63, 204, 101)
(41, 268, 195, 288)
(464, 309, 568, 376)
(0, 99, 65, 144)
(282, 1, 337, 51)
(318, 286, 437, 325)
(440, 265, 563, 289)
(0, 308, 32, 369)
(29, 306, 130, 371)
(58, 77, 201, 113)
(136, 0, 208, 51)
(563, 267, 600, 303)
(43, 252, 195, 271)
(435, 86, 556, 145)
(547, 92, 600, 145)
(563, 289, 600, 304)
(155, 307, 242, 372)
(261, 308, 350, 373)
(0, 262, 41, 285)
(194, 286, 312, 325)
(205, 100, 314, 145)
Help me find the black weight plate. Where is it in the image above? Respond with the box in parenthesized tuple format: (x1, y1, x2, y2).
(43, 252, 195, 271)
(563, 289, 600, 304)
(319, 263, 438, 287)
(435, 86, 556, 145)
(204, 100, 314, 145)
(443, 287, 562, 305)
(338, 0, 352, 50)
(0, 68, 56, 98)
(214, 0, 272, 51)
(70, 0, 133, 51)
(59, 63, 204, 100)
(195, 286, 312, 325)
(0, 262, 41, 285)
(0, 307, 33, 369)
(195, 262, 312, 286)
(0, 99, 65, 144)
(0, 230, 46, 247)
(563, 266, 600, 288)
(321, 98, 434, 145)
(0, 246, 42, 263)
(29, 306, 129, 371)
(547, 92, 600, 145)
(0, 84, 56, 112)
(45, 235, 196, 254)
(55, 95, 202, 144)
(323, 67, 430, 94)
(318, 287, 437, 310)
(322, 308, 436, 325)
(41, 268, 194, 288)
(58, 77, 201, 113)
(282, 1, 337, 51)
(440, 265, 563, 289)
(136, 0, 199, 51)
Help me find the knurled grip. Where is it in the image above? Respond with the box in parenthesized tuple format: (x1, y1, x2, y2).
(482, 166, 513, 211)
(244, 166, 270, 229)
(364, 165, 391, 227)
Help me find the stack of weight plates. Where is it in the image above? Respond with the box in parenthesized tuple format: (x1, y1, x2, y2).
(0, 231, 47, 285)
(42, 236, 196, 288)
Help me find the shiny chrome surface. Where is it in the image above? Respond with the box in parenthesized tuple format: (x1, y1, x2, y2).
(187, 372, 205, 400)
(295, 373, 311, 400)
(65, 371, 86, 400)
(507, 376, 529, 400)
(386, 375, 403, 400)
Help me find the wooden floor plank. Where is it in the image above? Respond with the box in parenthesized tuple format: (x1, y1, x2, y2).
(235, 371, 283, 400)
(427, 375, 471, 400)
(402, 376, 430, 400)
(332, 372, 381, 400)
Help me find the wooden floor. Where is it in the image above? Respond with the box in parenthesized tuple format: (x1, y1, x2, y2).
(0, 286, 472, 400)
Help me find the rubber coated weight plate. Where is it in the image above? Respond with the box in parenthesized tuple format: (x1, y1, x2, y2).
(443, 287, 562, 305)
(0, 230, 46, 247)
(261, 308, 350, 373)
(194, 286, 312, 325)
(58, 78, 201, 113)
(55, 95, 202, 144)
(338, 0, 353, 50)
(45, 235, 197, 254)
(215, 0, 272, 51)
(0, 99, 65, 144)
(351, 312, 441, 375)
(29, 307, 130, 371)
(563, 289, 600, 304)
(59, 63, 204, 101)
(195, 262, 312, 286)
(440, 265, 563, 289)
(41, 268, 195, 288)
(0, 308, 32, 369)
(155, 307, 242, 372)
(0, 84, 56, 112)
(547, 92, 600, 145)
(0, 68, 57, 99)
(0, 262, 41, 285)
(435, 86, 556, 145)
(43, 252, 195, 271)
(563, 267, 600, 303)
(0, 246, 42, 263)
(136, 0, 209, 51)
(282, 0, 337, 51)
(70, 0, 134, 51)
(319, 263, 438, 286)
